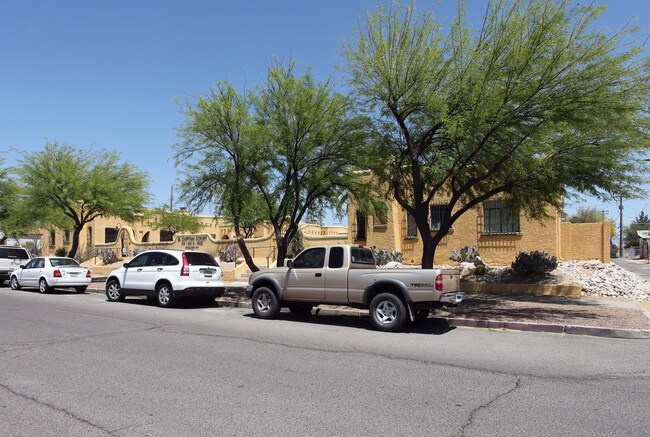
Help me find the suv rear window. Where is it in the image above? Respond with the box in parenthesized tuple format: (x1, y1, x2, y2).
(184, 252, 218, 266)
(0, 248, 29, 259)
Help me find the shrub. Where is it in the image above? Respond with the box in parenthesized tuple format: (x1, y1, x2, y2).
(371, 248, 404, 266)
(100, 249, 118, 265)
(450, 246, 480, 263)
(511, 251, 558, 276)
(218, 244, 242, 263)
(54, 247, 67, 257)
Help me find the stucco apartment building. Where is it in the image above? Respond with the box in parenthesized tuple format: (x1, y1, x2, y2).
(347, 198, 611, 265)
(35, 199, 609, 266)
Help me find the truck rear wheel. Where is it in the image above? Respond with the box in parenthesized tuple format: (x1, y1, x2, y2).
(369, 293, 407, 332)
(252, 287, 280, 319)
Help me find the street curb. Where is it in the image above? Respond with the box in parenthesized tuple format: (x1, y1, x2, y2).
(86, 288, 650, 339)
(215, 299, 650, 339)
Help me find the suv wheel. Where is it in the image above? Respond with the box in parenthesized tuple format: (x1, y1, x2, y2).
(39, 278, 51, 294)
(369, 293, 407, 332)
(10, 276, 21, 290)
(106, 279, 125, 302)
(252, 287, 280, 319)
(156, 283, 175, 308)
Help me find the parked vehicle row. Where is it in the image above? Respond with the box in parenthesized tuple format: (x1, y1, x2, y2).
(3, 244, 464, 331)
(4, 248, 225, 308)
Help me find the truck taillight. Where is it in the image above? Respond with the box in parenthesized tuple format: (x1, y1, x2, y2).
(435, 274, 443, 291)
(53, 269, 62, 278)
(180, 253, 190, 276)
(86, 270, 92, 278)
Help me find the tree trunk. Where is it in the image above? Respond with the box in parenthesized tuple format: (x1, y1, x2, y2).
(0, 236, 7, 245)
(276, 239, 288, 267)
(421, 234, 437, 269)
(235, 236, 259, 272)
(67, 225, 83, 259)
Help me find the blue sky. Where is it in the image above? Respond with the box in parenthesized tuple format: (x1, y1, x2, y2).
(1, 0, 648, 228)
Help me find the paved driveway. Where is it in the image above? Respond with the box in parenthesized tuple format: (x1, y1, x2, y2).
(612, 258, 650, 281)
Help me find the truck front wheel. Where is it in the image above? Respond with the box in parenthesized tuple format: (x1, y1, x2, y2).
(369, 293, 407, 332)
(252, 287, 280, 319)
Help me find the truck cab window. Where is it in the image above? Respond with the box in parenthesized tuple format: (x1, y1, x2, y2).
(328, 247, 344, 268)
(292, 248, 326, 269)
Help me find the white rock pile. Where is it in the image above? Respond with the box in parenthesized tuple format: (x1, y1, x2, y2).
(556, 261, 650, 302)
(381, 259, 650, 301)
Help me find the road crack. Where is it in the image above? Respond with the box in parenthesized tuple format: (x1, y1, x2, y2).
(0, 383, 116, 435)
(460, 377, 522, 437)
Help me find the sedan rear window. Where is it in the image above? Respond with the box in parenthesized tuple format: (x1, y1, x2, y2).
(50, 258, 80, 267)
(0, 248, 29, 259)
(184, 252, 218, 266)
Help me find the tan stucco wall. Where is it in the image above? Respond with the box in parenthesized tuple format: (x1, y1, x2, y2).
(559, 222, 611, 263)
(349, 199, 609, 265)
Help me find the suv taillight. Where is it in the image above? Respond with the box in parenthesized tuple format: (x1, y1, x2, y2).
(180, 253, 190, 276)
(53, 269, 62, 278)
(86, 270, 92, 278)
(435, 274, 443, 291)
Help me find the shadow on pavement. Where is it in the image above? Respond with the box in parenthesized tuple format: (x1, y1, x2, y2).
(241, 311, 457, 335)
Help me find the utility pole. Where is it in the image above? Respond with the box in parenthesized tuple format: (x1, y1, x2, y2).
(619, 192, 623, 258)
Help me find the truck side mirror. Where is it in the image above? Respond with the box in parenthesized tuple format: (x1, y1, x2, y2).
(286, 260, 294, 269)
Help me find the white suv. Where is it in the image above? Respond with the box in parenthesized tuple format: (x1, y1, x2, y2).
(105, 249, 224, 307)
(0, 246, 30, 286)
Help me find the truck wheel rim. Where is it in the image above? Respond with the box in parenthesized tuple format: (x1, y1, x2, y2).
(376, 301, 397, 324)
(257, 293, 272, 312)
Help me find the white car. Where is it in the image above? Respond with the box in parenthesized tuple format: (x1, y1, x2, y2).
(104, 249, 225, 307)
(0, 245, 30, 286)
(10, 257, 92, 293)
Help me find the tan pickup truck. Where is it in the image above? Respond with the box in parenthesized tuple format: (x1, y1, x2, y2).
(246, 244, 463, 331)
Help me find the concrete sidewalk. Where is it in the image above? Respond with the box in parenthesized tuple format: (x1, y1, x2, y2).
(87, 281, 650, 339)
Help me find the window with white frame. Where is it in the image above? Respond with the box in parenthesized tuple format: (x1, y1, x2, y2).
(483, 200, 520, 234)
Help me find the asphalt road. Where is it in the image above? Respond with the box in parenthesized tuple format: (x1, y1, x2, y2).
(612, 258, 650, 281)
(1, 288, 649, 436)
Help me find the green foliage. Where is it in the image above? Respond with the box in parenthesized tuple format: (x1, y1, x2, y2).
(610, 243, 618, 259)
(568, 207, 604, 223)
(343, 0, 650, 268)
(0, 159, 43, 243)
(624, 211, 650, 247)
(511, 251, 558, 276)
(450, 246, 480, 263)
(176, 60, 377, 268)
(17, 142, 150, 258)
(371, 248, 404, 266)
(146, 205, 202, 238)
(54, 247, 67, 257)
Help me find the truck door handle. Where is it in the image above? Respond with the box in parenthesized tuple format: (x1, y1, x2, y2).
(315, 273, 322, 277)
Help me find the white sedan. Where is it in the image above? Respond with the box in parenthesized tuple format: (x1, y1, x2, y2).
(10, 257, 92, 293)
